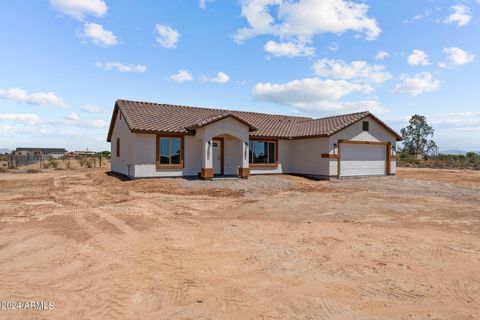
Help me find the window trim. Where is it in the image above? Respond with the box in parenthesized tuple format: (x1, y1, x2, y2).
(362, 121, 369, 132)
(249, 139, 278, 168)
(156, 134, 185, 169)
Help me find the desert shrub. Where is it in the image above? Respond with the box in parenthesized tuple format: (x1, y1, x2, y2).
(26, 169, 40, 173)
(66, 161, 71, 169)
(85, 159, 93, 168)
(0, 167, 6, 173)
(49, 159, 58, 169)
(42, 162, 50, 169)
(79, 158, 86, 167)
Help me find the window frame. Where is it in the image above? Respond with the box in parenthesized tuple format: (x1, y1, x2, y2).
(156, 134, 185, 169)
(362, 121, 369, 132)
(249, 139, 278, 168)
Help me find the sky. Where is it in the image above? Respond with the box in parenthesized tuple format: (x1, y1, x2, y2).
(0, 0, 479, 152)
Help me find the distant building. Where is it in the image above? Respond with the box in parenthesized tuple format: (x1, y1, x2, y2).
(15, 147, 66, 158)
(65, 150, 96, 157)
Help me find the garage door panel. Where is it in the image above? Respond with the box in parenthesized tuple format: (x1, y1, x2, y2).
(340, 144, 386, 176)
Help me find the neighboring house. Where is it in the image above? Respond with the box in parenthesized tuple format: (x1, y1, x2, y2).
(65, 150, 96, 157)
(107, 100, 402, 179)
(14, 147, 66, 158)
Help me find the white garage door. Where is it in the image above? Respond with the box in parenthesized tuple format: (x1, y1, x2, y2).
(340, 143, 386, 176)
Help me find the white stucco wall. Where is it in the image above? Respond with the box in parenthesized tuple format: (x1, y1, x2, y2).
(111, 111, 135, 177)
(110, 113, 398, 179)
(250, 139, 292, 175)
(328, 116, 397, 176)
(133, 134, 202, 178)
(289, 137, 330, 176)
(195, 117, 250, 170)
(222, 136, 243, 175)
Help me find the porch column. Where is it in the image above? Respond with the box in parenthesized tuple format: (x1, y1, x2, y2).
(238, 140, 250, 179)
(201, 138, 214, 180)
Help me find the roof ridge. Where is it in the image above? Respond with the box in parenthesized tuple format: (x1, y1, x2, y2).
(116, 99, 312, 120)
(294, 111, 370, 124)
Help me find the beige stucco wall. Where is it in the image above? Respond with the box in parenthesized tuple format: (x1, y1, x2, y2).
(110, 111, 135, 177)
(328, 116, 397, 176)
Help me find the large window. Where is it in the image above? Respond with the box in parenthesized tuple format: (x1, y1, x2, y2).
(249, 140, 276, 165)
(156, 135, 184, 168)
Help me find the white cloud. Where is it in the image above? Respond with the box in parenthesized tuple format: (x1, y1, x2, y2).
(82, 22, 117, 46)
(375, 51, 389, 61)
(0, 113, 41, 125)
(443, 47, 475, 65)
(292, 99, 387, 113)
(430, 112, 480, 131)
(50, 0, 107, 20)
(50, 113, 108, 127)
(407, 49, 430, 66)
(199, 0, 213, 9)
(202, 72, 230, 84)
(95, 62, 147, 72)
(313, 59, 392, 84)
(438, 62, 447, 68)
(252, 78, 371, 107)
(171, 70, 193, 82)
(155, 24, 180, 49)
(264, 40, 314, 57)
(0, 88, 68, 108)
(65, 113, 80, 121)
(392, 72, 440, 96)
(444, 5, 471, 27)
(234, 0, 381, 44)
(81, 104, 101, 113)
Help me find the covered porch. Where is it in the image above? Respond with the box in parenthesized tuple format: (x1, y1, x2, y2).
(190, 113, 254, 180)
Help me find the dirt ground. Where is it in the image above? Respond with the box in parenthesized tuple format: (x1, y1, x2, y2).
(0, 168, 479, 320)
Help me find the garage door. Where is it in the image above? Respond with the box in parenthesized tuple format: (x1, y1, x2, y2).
(340, 143, 386, 176)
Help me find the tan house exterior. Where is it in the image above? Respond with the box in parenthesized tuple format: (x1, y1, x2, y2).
(107, 100, 401, 180)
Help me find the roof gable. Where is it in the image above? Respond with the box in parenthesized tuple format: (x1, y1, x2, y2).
(185, 112, 258, 131)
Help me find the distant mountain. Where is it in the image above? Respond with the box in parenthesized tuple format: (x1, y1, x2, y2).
(440, 150, 470, 155)
(0, 148, 11, 154)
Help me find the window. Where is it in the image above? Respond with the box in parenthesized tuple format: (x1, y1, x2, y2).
(249, 140, 276, 165)
(156, 135, 184, 168)
(116, 138, 120, 157)
(363, 121, 369, 131)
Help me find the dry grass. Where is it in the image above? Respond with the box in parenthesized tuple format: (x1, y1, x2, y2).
(0, 167, 479, 319)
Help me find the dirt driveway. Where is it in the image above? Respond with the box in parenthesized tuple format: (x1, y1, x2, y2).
(0, 168, 479, 319)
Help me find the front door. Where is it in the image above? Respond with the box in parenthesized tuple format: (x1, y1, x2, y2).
(212, 139, 223, 175)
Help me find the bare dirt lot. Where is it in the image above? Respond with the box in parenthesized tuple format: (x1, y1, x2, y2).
(0, 168, 479, 319)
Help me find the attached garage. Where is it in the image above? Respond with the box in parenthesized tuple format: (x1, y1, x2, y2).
(339, 141, 391, 177)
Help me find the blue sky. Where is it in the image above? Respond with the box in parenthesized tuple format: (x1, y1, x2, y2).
(0, 0, 479, 151)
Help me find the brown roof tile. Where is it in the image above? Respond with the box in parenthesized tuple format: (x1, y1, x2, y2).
(107, 100, 401, 142)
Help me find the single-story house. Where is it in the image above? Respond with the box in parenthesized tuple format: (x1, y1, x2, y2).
(14, 147, 66, 158)
(107, 100, 402, 180)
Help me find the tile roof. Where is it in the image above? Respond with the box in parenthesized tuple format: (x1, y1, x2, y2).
(107, 99, 402, 141)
